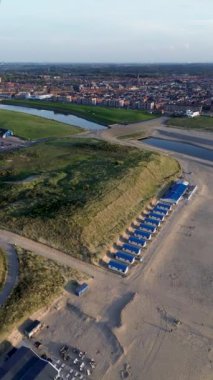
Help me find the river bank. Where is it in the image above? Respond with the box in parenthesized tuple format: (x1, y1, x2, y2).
(1, 99, 157, 126)
(0, 103, 105, 131)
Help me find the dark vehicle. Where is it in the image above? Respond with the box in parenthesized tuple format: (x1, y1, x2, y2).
(34, 341, 42, 349)
(41, 354, 47, 360)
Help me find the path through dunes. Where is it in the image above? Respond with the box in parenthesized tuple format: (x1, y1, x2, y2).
(0, 243, 18, 306)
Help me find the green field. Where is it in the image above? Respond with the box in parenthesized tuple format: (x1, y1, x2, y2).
(0, 248, 7, 291)
(0, 109, 80, 140)
(0, 247, 83, 339)
(3, 99, 157, 125)
(167, 116, 213, 131)
(0, 138, 180, 261)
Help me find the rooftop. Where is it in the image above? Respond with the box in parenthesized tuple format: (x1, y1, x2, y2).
(0, 346, 58, 380)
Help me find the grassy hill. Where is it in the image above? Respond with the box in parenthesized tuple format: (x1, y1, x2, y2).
(3, 99, 157, 126)
(0, 138, 180, 262)
(0, 109, 80, 140)
(167, 116, 213, 132)
(0, 247, 83, 339)
(0, 248, 7, 291)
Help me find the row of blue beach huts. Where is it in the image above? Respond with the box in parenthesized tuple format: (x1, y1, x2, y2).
(108, 181, 189, 275)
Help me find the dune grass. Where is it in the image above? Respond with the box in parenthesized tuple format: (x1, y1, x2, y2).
(167, 116, 213, 132)
(3, 99, 157, 126)
(0, 248, 7, 291)
(0, 109, 80, 140)
(0, 247, 83, 339)
(0, 138, 180, 262)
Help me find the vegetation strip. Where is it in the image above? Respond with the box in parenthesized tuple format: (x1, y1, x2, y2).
(2, 99, 158, 126)
(167, 116, 213, 132)
(0, 109, 81, 140)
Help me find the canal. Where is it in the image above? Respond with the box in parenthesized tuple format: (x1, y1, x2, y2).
(141, 137, 213, 162)
(0, 104, 106, 131)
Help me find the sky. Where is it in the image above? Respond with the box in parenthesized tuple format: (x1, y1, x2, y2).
(0, 0, 213, 63)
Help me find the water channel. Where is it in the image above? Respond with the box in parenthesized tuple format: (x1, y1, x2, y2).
(0, 104, 106, 131)
(142, 137, 213, 162)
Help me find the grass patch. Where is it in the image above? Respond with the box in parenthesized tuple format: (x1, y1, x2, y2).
(0, 138, 180, 261)
(0, 248, 7, 291)
(0, 109, 80, 140)
(3, 99, 158, 126)
(167, 116, 213, 132)
(0, 247, 84, 339)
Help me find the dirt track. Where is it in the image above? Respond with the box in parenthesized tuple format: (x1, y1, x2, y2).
(0, 229, 114, 282)
(0, 242, 18, 306)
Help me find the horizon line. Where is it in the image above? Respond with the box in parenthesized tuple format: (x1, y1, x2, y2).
(1, 61, 213, 65)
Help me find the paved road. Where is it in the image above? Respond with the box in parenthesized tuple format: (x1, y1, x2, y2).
(0, 229, 113, 281)
(0, 242, 19, 306)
